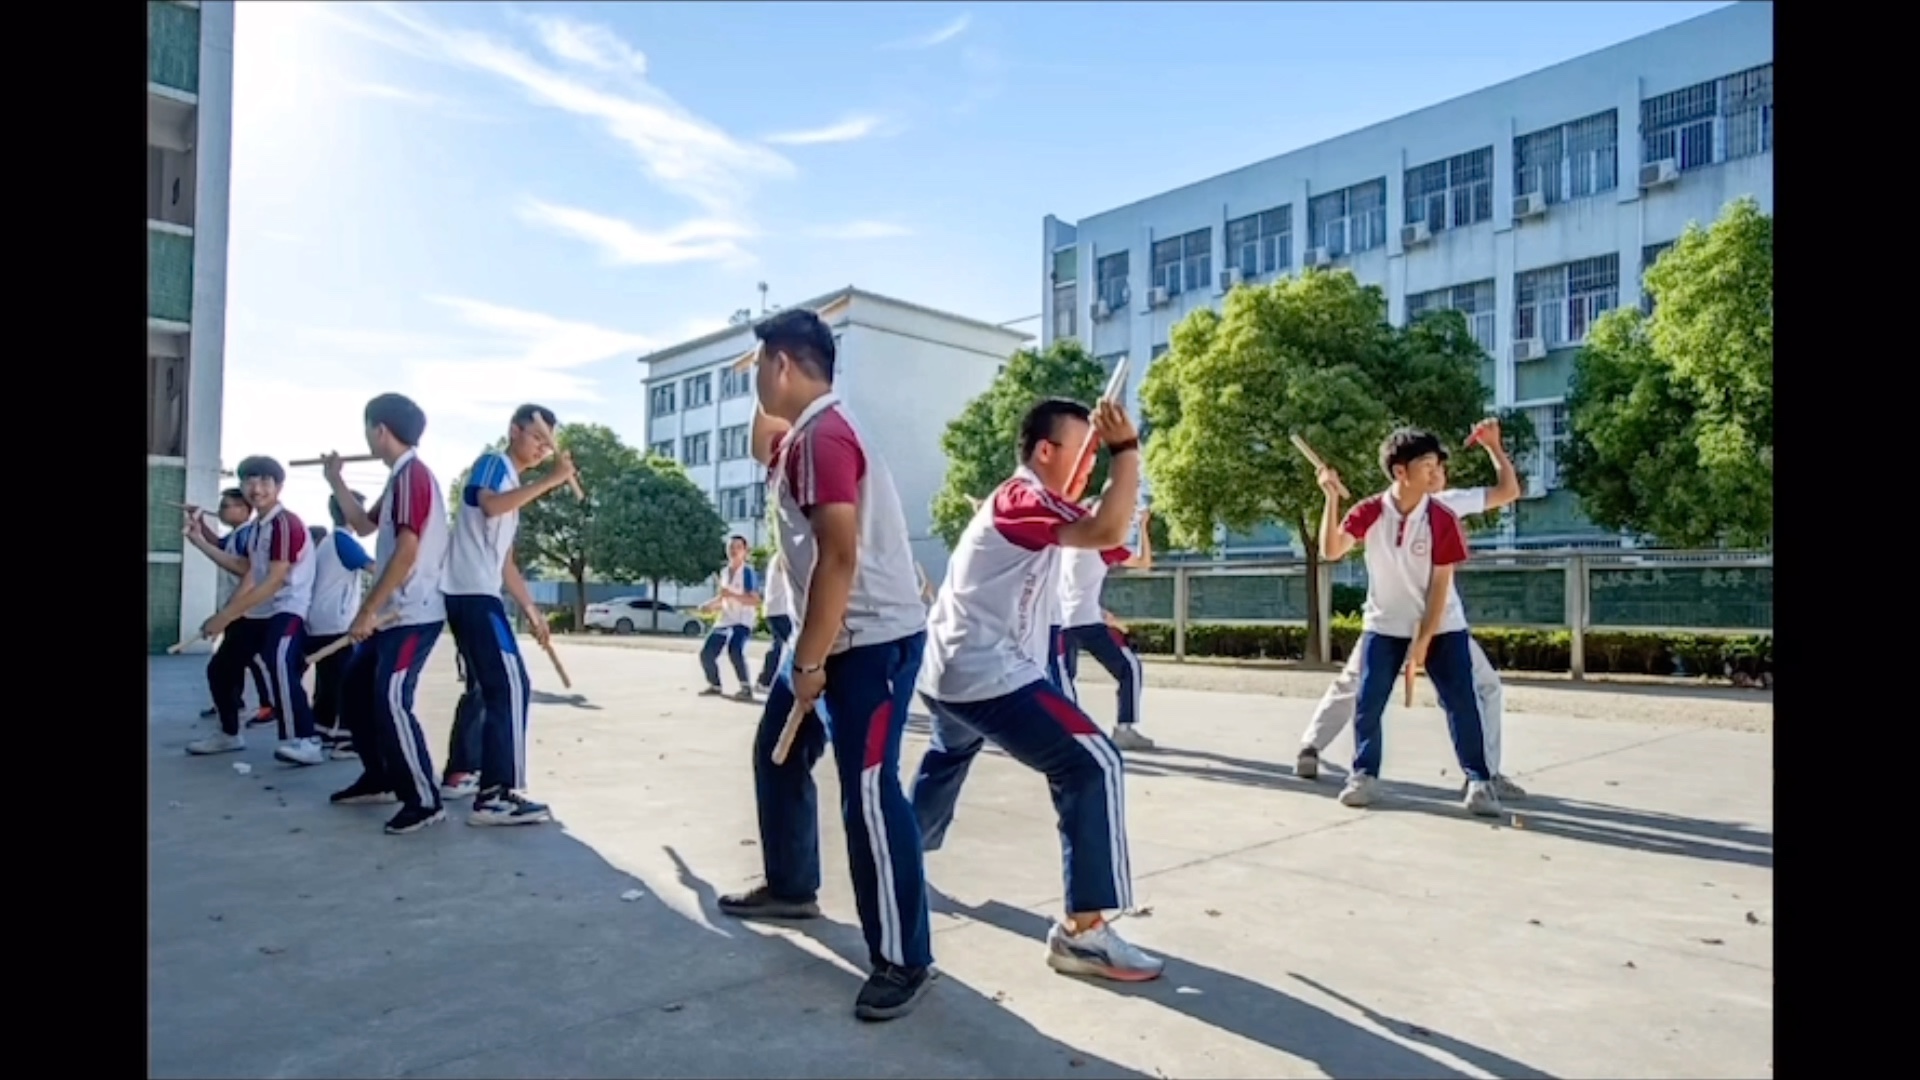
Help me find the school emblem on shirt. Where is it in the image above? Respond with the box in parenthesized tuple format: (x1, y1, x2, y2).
(1411, 538, 1430, 557)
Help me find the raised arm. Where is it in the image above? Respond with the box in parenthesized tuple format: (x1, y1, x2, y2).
(1058, 401, 1142, 551)
(185, 513, 251, 577)
(475, 451, 577, 518)
(1469, 417, 1522, 511)
(1120, 508, 1153, 569)
(322, 454, 379, 537)
(751, 402, 790, 467)
(1317, 468, 1359, 562)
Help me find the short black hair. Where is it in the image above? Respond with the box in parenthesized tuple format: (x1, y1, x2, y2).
(752, 308, 837, 382)
(236, 455, 286, 486)
(308, 524, 327, 546)
(328, 490, 364, 529)
(728, 534, 748, 548)
(365, 393, 427, 446)
(1379, 426, 1449, 479)
(1018, 398, 1092, 463)
(512, 404, 557, 430)
(218, 487, 246, 506)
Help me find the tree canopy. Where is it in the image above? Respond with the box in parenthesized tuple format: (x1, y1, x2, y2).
(1561, 196, 1772, 547)
(1138, 268, 1535, 660)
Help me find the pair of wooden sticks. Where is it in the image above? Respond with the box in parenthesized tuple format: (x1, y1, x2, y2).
(286, 453, 588, 501)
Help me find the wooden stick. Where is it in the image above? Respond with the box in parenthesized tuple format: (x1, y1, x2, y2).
(166, 635, 215, 655)
(1289, 433, 1351, 498)
(540, 639, 573, 689)
(289, 454, 380, 468)
(771, 700, 809, 765)
(306, 613, 400, 663)
(1067, 358, 1131, 501)
(567, 476, 586, 500)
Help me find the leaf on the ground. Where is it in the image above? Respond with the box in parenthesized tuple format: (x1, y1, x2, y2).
(661, 1003, 684, 1013)
(740, 839, 757, 846)
(1697, 937, 1725, 945)
(1133, 906, 1154, 917)
(1068, 1057, 1086, 1068)
(1605, 780, 1619, 786)
(1745, 911, 1760, 925)
(991, 991, 1008, 1003)
(288, 827, 302, 834)
(1407, 1024, 1433, 1037)
(1624, 960, 1637, 969)
(1204, 909, 1220, 917)
(258, 946, 285, 955)
(1528, 919, 1541, 926)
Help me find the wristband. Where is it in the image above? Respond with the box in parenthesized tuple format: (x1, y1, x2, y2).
(795, 662, 824, 675)
(1107, 438, 1140, 456)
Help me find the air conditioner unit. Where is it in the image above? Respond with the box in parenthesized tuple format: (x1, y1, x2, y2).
(1512, 337, 1546, 363)
(1638, 158, 1680, 189)
(1512, 193, 1546, 220)
(1304, 247, 1334, 268)
(1400, 222, 1432, 248)
(1219, 268, 1244, 291)
(1091, 299, 1111, 320)
(1147, 286, 1169, 308)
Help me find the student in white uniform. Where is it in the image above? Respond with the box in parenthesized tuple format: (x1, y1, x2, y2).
(754, 550, 794, 692)
(1295, 418, 1526, 800)
(304, 499, 375, 760)
(699, 536, 761, 700)
(1053, 504, 1155, 750)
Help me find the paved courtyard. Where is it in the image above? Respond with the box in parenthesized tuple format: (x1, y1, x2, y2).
(148, 637, 1772, 1079)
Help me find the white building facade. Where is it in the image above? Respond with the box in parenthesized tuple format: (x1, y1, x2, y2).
(147, 0, 236, 651)
(638, 287, 1030, 603)
(1041, 1, 1772, 552)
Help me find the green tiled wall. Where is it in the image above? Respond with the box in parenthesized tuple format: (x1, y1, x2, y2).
(1513, 489, 1611, 539)
(1515, 348, 1577, 403)
(148, 1, 200, 94)
(149, 462, 186, 553)
(148, 228, 194, 323)
(149, 561, 182, 653)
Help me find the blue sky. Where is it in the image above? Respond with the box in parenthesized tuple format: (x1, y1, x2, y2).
(225, 0, 1733, 526)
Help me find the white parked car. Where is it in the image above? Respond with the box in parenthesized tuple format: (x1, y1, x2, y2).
(584, 597, 705, 636)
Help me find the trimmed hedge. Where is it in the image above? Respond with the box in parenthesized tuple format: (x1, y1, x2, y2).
(1124, 616, 1771, 678)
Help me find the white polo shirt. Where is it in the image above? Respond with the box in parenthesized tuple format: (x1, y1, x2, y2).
(218, 522, 259, 616)
(246, 505, 317, 621)
(444, 449, 520, 598)
(921, 468, 1128, 703)
(762, 554, 793, 620)
(1341, 488, 1472, 639)
(767, 393, 925, 654)
(368, 449, 450, 629)
(1058, 544, 1128, 629)
(307, 529, 375, 637)
(714, 561, 761, 629)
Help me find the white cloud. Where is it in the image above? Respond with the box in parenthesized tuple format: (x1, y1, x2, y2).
(521, 13, 649, 75)
(804, 221, 913, 240)
(346, 2, 791, 217)
(344, 81, 446, 105)
(881, 14, 972, 50)
(764, 115, 886, 146)
(518, 200, 756, 266)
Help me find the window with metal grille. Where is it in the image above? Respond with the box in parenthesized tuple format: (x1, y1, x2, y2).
(719, 486, 751, 520)
(1524, 402, 1571, 489)
(1514, 254, 1619, 347)
(648, 384, 677, 417)
(1515, 111, 1618, 205)
(1404, 148, 1493, 232)
(720, 366, 753, 399)
(1053, 283, 1077, 339)
(1225, 205, 1292, 278)
(1406, 280, 1497, 356)
(682, 431, 710, 466)
(1150, 229, 1212, 295)
(683, 372, 713, 408)
(1640, 241, 1677, 314)
(1096, 252, 1130, 311)
(1640, 63, 1773, 172)
(719, 424, 750, 461)
(648, 440, 673, 459)
(1308, 179, 1387, 257)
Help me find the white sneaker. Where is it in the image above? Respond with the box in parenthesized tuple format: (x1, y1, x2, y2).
(186, 732, 245, 756)
(1463, 780, 1504, 817)
(1045, 919, 1164, 982)
(1337, 773, 1379, 807)
(440, 774, 479, 800)
(274, 737, 326, 766)
(1493, 774, 1527, 800)
(1112, 725, 1155, 751)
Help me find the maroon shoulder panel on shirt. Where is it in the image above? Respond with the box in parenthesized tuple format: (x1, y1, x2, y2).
(389, 461, 437, 536)
(992, 478, 1084, 551)
(782, 410, 866, 513)
(1341, 495, 1386, 540)
(1099, 545, 1131, 567)
(270, 512, 308, 563)
(1426, 500, 1470, 566)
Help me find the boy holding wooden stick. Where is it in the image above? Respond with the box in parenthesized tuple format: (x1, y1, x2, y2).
(1314, 427, 1502, 817)
(320, 393, 455, 835)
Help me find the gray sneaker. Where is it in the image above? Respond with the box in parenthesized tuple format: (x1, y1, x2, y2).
(1459, 774, 1528, 801)
(1337, 773, 1379, 807)
(1045, 919, 1164, 982)
(732, 686, 757, 702)
(1112, 725, 1155, 751)
(273, 737, 326, 766)
(186, 732, 245, 756)
(1463, 780, 1504, 817)
(1295, 745, 1320, 780)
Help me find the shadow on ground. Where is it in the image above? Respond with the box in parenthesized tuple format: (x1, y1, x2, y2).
(924, 891, 1553, 1080)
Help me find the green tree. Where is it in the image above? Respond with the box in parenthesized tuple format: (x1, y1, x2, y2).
(1139, 270, 1535, 663)
(930, 340, 1111, 548)
(589, 456, 727, 630)
(1562, 197, 1772, 547)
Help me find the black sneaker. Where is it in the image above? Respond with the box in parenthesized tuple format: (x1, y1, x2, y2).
(732, 686, 756, 702)
(330, 776, 397, 805)
(470, 787, 553, 826)
(247, 708, 278, 728)
(1295, 745, 1320, 780)
(716, 885, 821, 921)
(198, 706, 217, 719)
(698, 685, 723, 697)
(855, 963, 936, 1021)
(384, 804, 447, 834)
(754, 677, 774, 692)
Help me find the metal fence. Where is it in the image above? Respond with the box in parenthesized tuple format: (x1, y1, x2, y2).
(1102, 548, 1771, 679)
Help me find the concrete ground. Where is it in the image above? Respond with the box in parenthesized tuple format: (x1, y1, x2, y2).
(148, 636, 1772, 1079)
